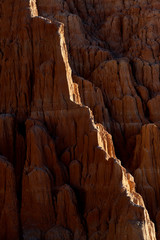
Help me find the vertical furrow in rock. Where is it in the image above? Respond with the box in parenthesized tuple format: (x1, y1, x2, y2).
(0, 0, 160, 240)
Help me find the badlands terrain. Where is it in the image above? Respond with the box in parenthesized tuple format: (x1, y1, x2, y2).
(1, 0, 160, 239)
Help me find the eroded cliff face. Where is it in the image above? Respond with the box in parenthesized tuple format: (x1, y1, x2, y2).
(0, 0, 160, 239)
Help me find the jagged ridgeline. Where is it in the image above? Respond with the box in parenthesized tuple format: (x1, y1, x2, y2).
(0, 0, 160, 239)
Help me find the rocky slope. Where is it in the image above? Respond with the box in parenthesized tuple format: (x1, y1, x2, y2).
(0, 0, 160, 239)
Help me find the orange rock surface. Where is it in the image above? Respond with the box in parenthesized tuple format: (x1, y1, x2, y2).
(1, 0, 160, 239)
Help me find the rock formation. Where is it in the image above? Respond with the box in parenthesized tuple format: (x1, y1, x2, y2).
(0, 0, 160, 239)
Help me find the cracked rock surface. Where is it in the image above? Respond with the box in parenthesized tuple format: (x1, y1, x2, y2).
(0, 0, 160, 239)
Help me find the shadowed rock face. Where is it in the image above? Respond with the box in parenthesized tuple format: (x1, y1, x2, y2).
(0, 0, 160, 239)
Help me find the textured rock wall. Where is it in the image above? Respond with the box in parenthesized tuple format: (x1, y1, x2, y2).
(0, 0, 160, 239)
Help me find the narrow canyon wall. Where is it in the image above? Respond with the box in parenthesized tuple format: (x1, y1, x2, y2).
(0, 0, 160, 240)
